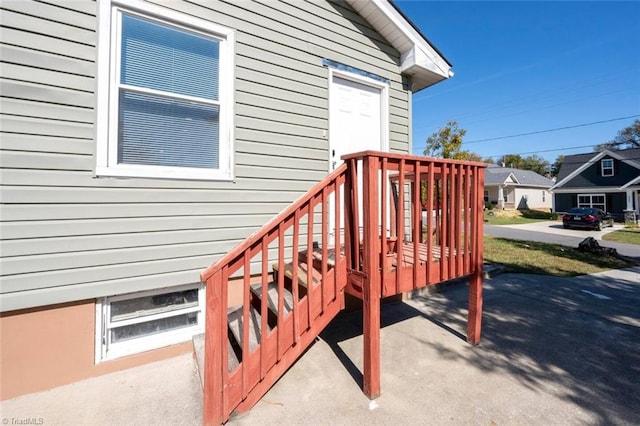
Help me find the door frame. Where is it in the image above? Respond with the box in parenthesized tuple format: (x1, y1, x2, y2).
(327, 67, 390, 172)
(327, 67, 390, 244)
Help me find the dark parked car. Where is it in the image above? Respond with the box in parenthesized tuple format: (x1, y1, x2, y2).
(562, 207, 614, 230)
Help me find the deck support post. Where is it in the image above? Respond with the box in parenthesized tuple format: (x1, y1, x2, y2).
(362, 155, 381, 399)
(467, 168, 485, 345)
(467, 269, 483, 345)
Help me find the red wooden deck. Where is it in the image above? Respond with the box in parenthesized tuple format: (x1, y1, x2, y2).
(200, 151, 486, 424)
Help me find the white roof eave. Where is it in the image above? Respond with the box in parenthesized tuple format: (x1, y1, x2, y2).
(345, 0, 452, 92)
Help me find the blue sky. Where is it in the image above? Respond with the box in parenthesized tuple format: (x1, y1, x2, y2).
(396, 1, 640, 164)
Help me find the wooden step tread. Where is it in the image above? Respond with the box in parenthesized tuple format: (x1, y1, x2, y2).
(272, 261, 322, 288)
(227, 305, 266, 352)
(250, 282, 293, 315)
(300, 247, 337, 267)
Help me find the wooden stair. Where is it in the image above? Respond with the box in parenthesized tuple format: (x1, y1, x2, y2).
(198, 153, 486, 424)
(194, 248, 340, 406)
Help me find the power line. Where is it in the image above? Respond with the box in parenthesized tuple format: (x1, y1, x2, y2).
(482, 144, 597, 159)
(463, 114, 640, 144)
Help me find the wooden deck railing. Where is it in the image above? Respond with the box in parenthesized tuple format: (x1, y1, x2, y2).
(200, 151, 486, 424)
(200, 163, 349, 425)
(341, 151, 486, 398)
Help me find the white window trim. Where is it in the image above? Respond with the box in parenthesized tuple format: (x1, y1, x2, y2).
(95, 284, 205, 363)
(577, 193, 606, 211)
(601, 159, 614, 177)
(95, 0, 235, 181)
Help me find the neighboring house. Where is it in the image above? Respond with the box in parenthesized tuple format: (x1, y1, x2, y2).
(0, 0, 452, 399)
(551, 148, 640, 219)
(484, 164, 555, 210)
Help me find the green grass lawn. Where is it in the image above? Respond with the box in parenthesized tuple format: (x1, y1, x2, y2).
(484, 209, 554, 226)
(484, 236, 639, 277)
(602, 227, 640, 246)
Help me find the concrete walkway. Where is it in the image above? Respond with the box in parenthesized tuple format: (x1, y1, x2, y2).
(3, 267, 639, 425)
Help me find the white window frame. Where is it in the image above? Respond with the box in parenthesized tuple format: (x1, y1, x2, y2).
(95, 284, 205, 362)
(601, 159, 614, 177)
(95, 0, 235, 181)
(577, 193, 606, 211)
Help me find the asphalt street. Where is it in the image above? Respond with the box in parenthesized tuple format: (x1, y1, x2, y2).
(484, 221, 640, 260)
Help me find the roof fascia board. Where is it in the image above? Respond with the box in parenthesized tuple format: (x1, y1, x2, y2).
(345, 0, 452, 91)
(621, 174, 640, 189)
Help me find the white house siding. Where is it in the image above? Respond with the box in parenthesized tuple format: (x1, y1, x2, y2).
(486, 187, 551, 210)
(0, 0, 410, 311)
(513, 187, 552, 210)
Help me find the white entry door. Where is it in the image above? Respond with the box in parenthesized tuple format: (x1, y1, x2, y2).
(328, 71, 388, 243)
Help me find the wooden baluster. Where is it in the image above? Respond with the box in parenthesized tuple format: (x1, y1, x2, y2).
(395, 159, 405, 294)
(440, 164, 449, 281)
(344, 166, 354, 270)
(260, 240, 268, 379)
(334, 175, 342, 304)
(381, 158, 389, 294)
(292, 211, 300, 344)
(449, 164, 461, 278)
(350, 158, 361, 270)
(277, 225, 285, 360)
(463, 165, 471, 274)
(413, 161, 421, 288)
(426, 163, 434, 284)
(322, 185, 329, 305)
(242, 255, 251, 396)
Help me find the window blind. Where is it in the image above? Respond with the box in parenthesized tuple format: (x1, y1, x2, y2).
(118, 14, 220, 169)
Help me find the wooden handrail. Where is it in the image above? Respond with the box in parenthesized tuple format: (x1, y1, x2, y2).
(201, 163, 349, 282)
(202, 162, 351, 425)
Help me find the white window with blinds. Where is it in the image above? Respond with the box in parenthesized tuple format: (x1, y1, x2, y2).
(96, 0, 235, 180)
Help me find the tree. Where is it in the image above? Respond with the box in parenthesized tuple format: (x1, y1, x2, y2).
(594, 119, 640, 151)
(501, 154, 524, 169)
(550, 155, 565, 177)
(457, 151, 484, 162)
(423, 120, 481, 160)
(520, 154, 550, 176)
(498, 153, 550, 176)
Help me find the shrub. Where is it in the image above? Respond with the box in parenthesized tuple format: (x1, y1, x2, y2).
(487, 202, 494, 210)
(624, 221, 639, 229)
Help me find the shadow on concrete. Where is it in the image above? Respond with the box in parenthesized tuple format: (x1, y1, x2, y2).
(410, 272, 640, 425)
(321, 270, 640, 425)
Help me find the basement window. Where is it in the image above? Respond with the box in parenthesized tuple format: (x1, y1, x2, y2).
(96, 284, 205, 362)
